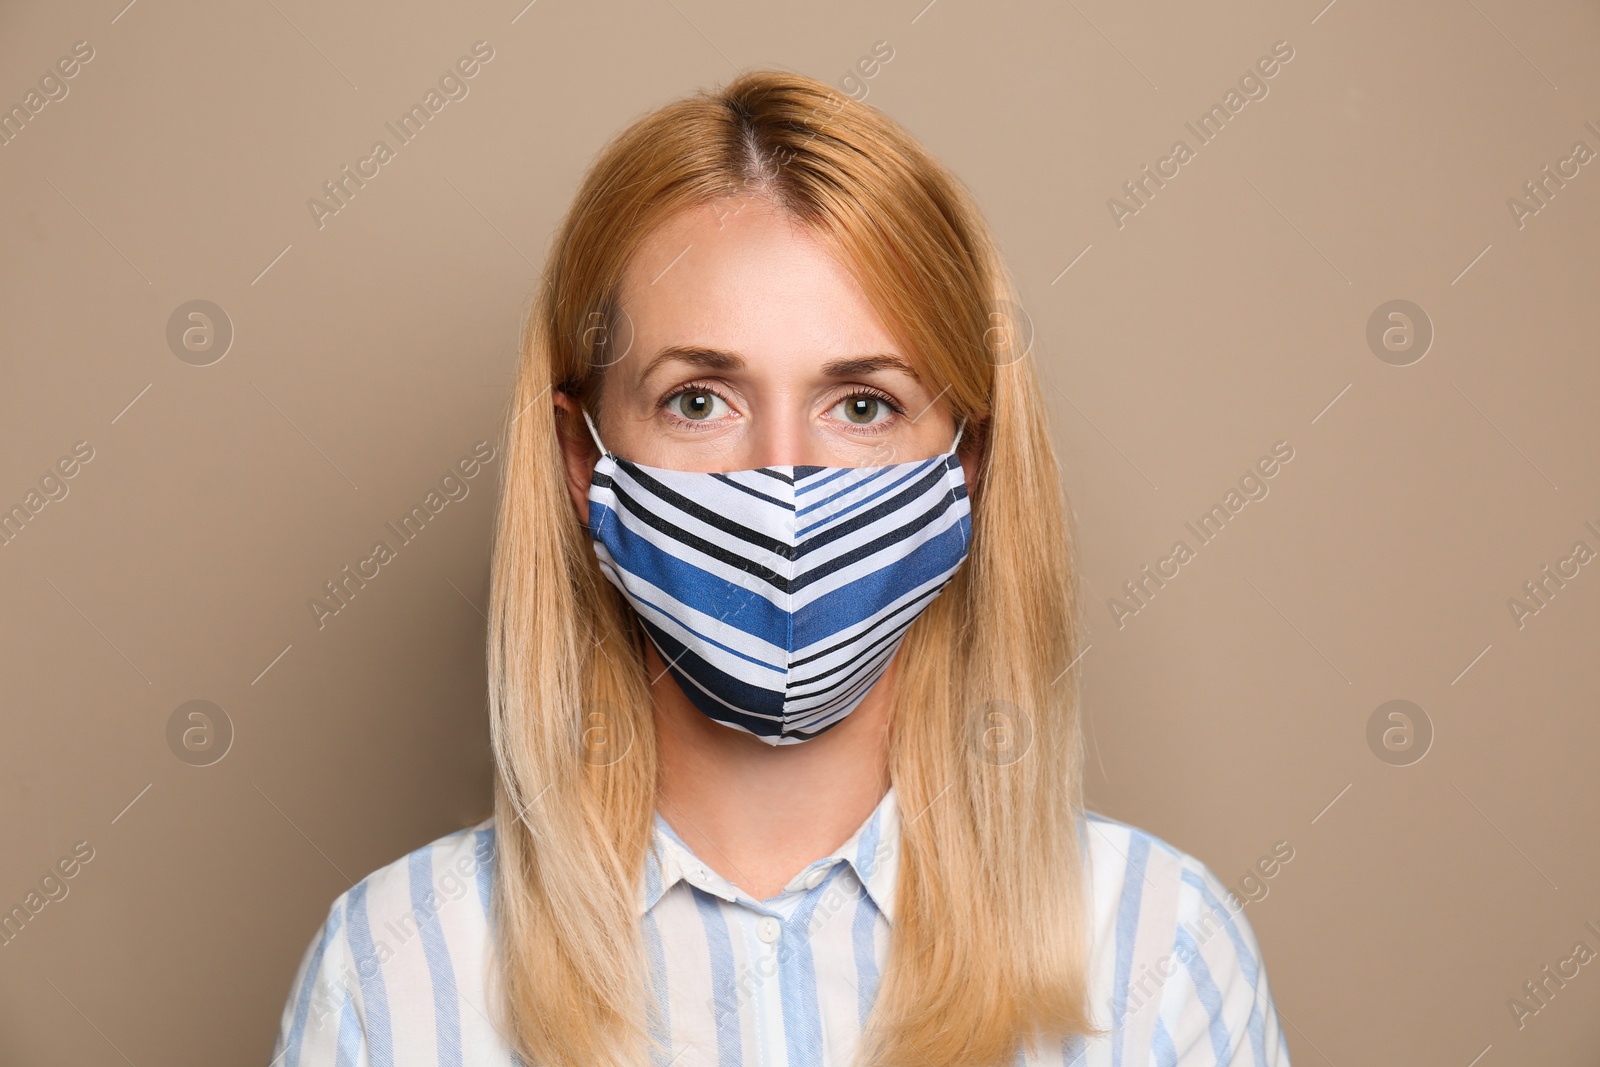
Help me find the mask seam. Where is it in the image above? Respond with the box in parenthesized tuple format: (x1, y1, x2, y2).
(784, 466, 796, 741)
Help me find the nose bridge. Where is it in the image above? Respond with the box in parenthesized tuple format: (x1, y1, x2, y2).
(751, 408, 824, 469)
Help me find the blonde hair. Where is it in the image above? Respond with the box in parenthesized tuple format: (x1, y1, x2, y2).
(485, 68, 1103, 1067)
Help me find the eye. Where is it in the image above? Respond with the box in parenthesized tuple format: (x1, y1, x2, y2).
(664, 386, 732, 422)
(830, 390, 902, 427)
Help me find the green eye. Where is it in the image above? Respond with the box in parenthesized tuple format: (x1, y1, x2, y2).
(842, 396, 884, 424)
(834, 391, 902, 425)
(675, 391, 723, 420)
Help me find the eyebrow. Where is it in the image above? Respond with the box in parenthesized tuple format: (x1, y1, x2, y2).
(637, 345, 923, 383)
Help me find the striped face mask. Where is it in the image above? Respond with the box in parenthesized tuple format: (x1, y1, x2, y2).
(581, 408, 973, 745)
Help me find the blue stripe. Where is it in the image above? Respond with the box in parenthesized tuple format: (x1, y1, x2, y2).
(1183, 870, 1266, 1065)
(693, 887, 743, 1067)
(641, 908, 673, 1065)
(855, 803, 884, 884)
(285, 902, 344, 1067)
(635, 617, 790, 730)
(850, 876, 882, 1027)
(334, 996, 363, 1067)
(409, 848, 463, 1067)
(791, 527, 967, 645)
(346, 881, 394, 1067)
(1175, 924, 1232, 1062)
(1110, 830, 1152, 1067)
(1150, 1016, 1177, 1067)
(588, 495, 787, 604)
(643, 834, 668, 912)
(589, 532, 788, 663)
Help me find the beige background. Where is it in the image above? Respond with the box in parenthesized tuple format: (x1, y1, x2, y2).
(2, 0, 1598, 1062)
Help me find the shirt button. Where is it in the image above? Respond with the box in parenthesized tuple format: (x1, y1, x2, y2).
(757, 916, 781, 943)
(802, 866, 827, 889)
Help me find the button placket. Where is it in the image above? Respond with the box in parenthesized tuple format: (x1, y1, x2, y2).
(741, 906, 786, 1067)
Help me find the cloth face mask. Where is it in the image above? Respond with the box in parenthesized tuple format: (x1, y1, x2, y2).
(581, 407, 973, 746)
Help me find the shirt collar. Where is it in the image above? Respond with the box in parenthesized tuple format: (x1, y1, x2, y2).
(639, 784, 901, 925)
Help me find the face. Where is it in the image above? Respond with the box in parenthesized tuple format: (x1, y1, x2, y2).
(554, 196, 978, 518)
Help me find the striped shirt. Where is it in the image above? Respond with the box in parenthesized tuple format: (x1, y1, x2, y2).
(270, 786, 1291, 1065)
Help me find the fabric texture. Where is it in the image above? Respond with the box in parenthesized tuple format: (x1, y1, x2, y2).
(269, 789, 1293, 1066)
(582, 408, 973, 745)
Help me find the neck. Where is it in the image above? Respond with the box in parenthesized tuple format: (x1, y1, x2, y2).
(649, 639, 894, 901)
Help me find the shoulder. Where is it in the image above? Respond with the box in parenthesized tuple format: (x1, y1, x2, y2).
(333, 816, 499, 937)
(1078, 810, 1293, 1065)
(270, 817, 499, 1065)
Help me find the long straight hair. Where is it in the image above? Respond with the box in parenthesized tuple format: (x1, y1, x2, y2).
(485, 68, 1104, 1067)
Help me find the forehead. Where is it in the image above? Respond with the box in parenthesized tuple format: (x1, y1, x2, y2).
(614, 198, 902, 375)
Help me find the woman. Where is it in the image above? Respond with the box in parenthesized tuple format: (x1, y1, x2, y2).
(271, 69, 1291, 1067)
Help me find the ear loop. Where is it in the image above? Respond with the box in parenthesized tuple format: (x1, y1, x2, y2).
(580, 407, 610, 458)
(579, 407, 612, 537)
(947, 416, 971, 505)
